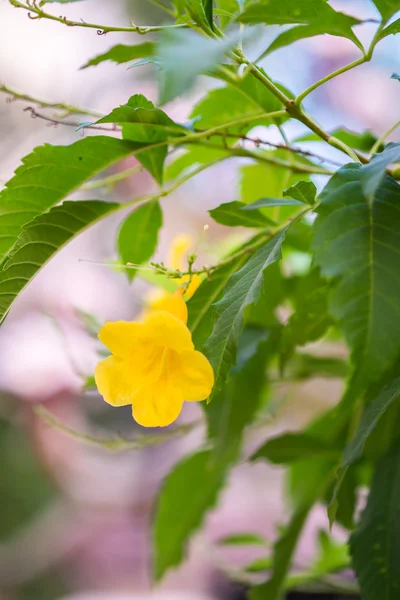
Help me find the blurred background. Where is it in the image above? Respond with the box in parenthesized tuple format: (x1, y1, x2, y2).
(0, 1, 398, 599)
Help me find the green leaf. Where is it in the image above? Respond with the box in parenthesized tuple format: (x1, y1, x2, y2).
(153, 449, 226, 580)
(238, 0, 362, 48)
(350, 444, 400, 600)
(40, 0, 82, 4)
(188, 256, 248, 349)
(184, 0, 214, 30)
(165, 146, 231, 181)
(361, 142, 400, 202)
(283, 181, 317, 205)
(117, 201, 163, 281)
(0, 200, 118, 322)
(206, 327, 270, 462)
(297, 128, 379, 152)
(0, 136, 134, 265)
(204, 230, 286, 392)
(97, 95, 184, 183)
(380, 18, 400, 40)
(371, 0, 400, 20)
(218, 533, 268, 546)
(209, 201, 274, 228)
(313, 164, 400, 387)
(251, 433, 340, 465)
(242, 198, 304, 209)
(156, 28, 240, 105)
(249, 508, 310, 600)
(80, 42, 154, 69)
(263, 23, 347, 56)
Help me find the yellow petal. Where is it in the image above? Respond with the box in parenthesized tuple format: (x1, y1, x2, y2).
(99, 321, 145, 357)
(94, 356, 135, 407)
(142, 311, 194, 352)
(167, 234, 193, 270)
(132, 384, 183, 427)
(147, 292, 188, 324)
(174, 349, 214, 401)
(180, 274, 202, 299)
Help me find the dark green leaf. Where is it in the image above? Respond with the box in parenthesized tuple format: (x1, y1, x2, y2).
(153, 449, 226, 580)
(242, 198, 304, 209)
(350, 444, 400, 600)
(218, 533, 268, 546)
(283, 180, 317, 205)
(184, 0, 214, 31)
(249, 508, 310, 600)
(246, 263, 285, 327)
(0, 200, 118, 322)
(117, 201, 162, 281)
(251, 433, 340, 465)
(204, 230, 286, 393)
(188, 256, 248, 349)
(0, 136, 134, 265)
(361, 142, 400, 201)
(313, 164, 400, 387)
(297, 128, 379, 152)
(80, 42, 154, 69)
(156, 29, 240, 105)
(371, 0, 400, 20)
(238, 0, 361, 48)
(209, 201, 274, 228)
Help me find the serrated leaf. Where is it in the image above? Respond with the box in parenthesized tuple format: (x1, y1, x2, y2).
(80, 42, 154, 69)
(283, 181, 317, 206)
(204, 230, 286, 393)
(263, 23, 343, 56)
(153, 449, 227, 580)
(380, 18, 400, 39)
(238, 0, 362, 49)
(96, 95, 184, 183)
(350, 444, 400, 600)
(117, 201, 162, 281)
(296, 128, 379, 152)
(242, 198, 304, 209)
(0, 200, 118, 322)
(313, 164, 400, 387)
(156, 28, 240, 105)
(251, 433, 340, 465)
(361, 142, 400, 201)
(0, 136, 135, 265)
(371, 0, 400, 20)
(209, 201, 274, 228)
(188, 256, 247, 349)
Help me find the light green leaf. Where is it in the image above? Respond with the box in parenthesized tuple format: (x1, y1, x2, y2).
(218, 533, 268, 546)
(204, 230, 286, 393)
(117, 201, 163, 281)
(153, 449, 227, 580)
(242, 198, 304, 209)
(296, 128, 379, 152)
(96, 95, 184, 183)
(251, 433, 340, 465)
(209, 201, 275, 228)
(350, 444, 400, 600)
(371, 0, 400, 20)
(284, 180, 317, 205)
(380, 18, 400, 39)
(165, 146, 231, 181)
(313, 164, 400, 387)
(188, 256, 248, 349)
(184, 0, 214, 30)
(361, 142, 400, 202)
(0, 136, 135, 265)
(156, 28, 240, 105)
(263, 23, 342, 56)
(0, 200, 118, 322)
(80, 42, 154, 69)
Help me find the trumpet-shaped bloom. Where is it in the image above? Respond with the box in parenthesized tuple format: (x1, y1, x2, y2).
(167, 233, 202, 299)
(94, 294, 214, 427)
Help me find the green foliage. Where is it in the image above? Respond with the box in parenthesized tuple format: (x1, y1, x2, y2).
(81, 43, 155, 69)
(252, 433, 339, 465)
(350, 443, 400, 600)
(371, 0, 400, 20)
(209, 200, 275, 227)
(297, 127, 379, 152)
(283, 180, 317, 205)
(361, 142, 400, 201)
(118, 201, 163, 281)
(0, 201, 118, 321)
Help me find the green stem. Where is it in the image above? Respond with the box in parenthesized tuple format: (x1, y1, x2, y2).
(9, 0, 188, 34)
(33, 404, 199, 451)
(294, 57, 367, 106)
(0, 83, 102, 117)
(370, 120, 400, 155)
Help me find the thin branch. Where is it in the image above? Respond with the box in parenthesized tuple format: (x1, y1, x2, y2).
(370, 120, 400, 156)
(22, 106, 117, 132)
(0, 83, 102, 117)
(34, 404, 199, 451)
(9, 0, 189, 34)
